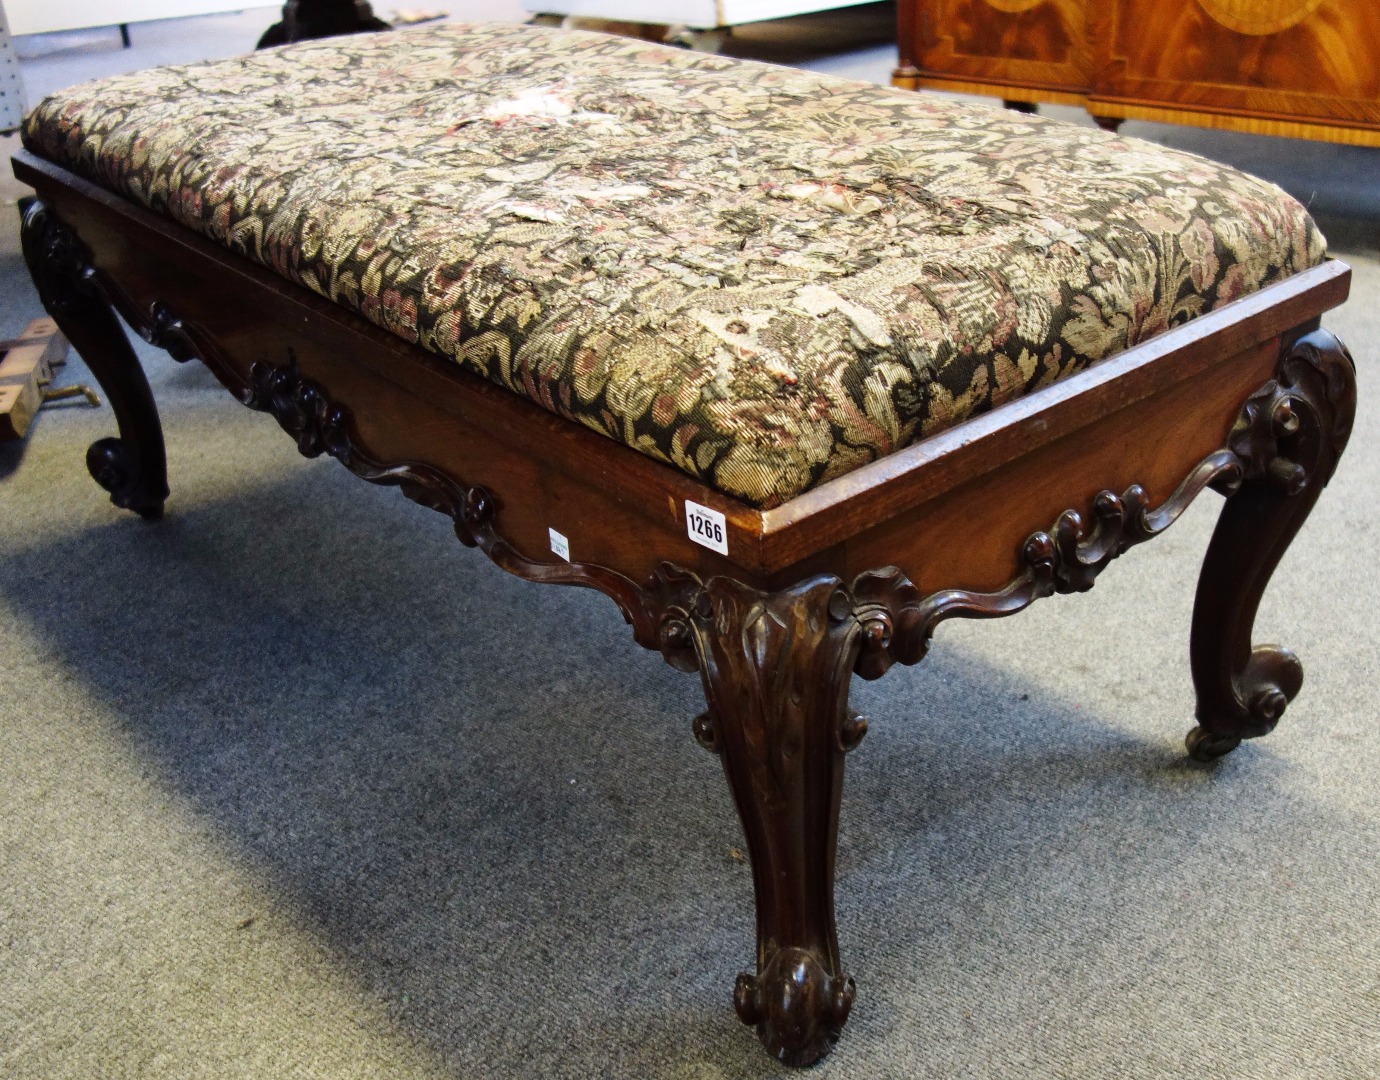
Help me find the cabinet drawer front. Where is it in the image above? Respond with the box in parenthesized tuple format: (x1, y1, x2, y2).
(1091, 0, 1380, 126)
(908, 0, 1090, 93)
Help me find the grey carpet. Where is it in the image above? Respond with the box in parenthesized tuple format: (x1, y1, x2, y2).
(2, 7, 1378, 1078)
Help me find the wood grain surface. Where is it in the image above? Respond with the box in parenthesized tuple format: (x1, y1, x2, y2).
(897, 0, 1380, 144)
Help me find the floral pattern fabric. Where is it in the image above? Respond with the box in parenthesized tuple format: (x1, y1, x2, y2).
(22, 23, 1325, 507)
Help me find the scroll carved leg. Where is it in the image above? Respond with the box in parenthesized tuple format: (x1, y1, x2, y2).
(1188, 329, 1356, 760)
(19, 198, 168, 519)
(655, 571, 868, 1066)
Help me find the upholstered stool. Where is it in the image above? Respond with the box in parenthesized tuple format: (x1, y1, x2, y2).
(14, 23, 1355, 1065)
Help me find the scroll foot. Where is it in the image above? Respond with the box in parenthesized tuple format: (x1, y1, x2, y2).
(734, 947, 855, 1067)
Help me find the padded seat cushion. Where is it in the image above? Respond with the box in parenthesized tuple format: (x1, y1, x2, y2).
(22, 23, 1325, 507)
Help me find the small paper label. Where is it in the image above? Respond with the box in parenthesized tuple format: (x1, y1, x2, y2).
(549, 527, 571, 562)
(684, 500, 728, 555)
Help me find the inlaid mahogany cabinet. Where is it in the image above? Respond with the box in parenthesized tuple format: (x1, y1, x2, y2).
(895, 0, 1380, 144)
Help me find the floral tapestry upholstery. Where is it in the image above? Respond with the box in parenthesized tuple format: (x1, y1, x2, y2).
(22, 23, 1325, 508)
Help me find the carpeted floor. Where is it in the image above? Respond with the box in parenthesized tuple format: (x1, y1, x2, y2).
(1, 7, 1377, 1078)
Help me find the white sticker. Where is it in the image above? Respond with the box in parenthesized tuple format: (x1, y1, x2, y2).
(684, 500, 728, 555)
(549, 527, 571, 562)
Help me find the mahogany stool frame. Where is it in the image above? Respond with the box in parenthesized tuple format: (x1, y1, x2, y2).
(13, 148, 1357, 1066)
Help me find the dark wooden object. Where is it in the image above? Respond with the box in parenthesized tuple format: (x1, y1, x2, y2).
(20, 199, 166, 515)
(896, 0, 1380, 146)
(256, 0, 390, 49)
(11, 149, 1357, 1066)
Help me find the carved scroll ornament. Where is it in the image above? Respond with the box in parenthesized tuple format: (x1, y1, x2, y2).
(234, 355, 664, 647)
(109, 298, 1353, 701)
(29, 202, 1343, 680)
(202, 350, 1245, 690)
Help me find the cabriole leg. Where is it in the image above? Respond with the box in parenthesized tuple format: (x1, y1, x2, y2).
(19, 197, 169, 519)
(1188, 329, 1356, 760)
(656, 572, 869, 1066)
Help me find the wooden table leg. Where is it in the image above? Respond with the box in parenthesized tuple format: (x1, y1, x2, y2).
(1188, 329, 1357, 760)
(655, 571, 866, 1066)
(19, 198, 168, 518)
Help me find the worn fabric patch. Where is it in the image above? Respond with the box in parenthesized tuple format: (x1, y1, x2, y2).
(23, 23, 1325, 507)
